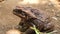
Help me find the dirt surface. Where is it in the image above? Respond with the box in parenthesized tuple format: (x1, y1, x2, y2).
(0, 0, 60, 34)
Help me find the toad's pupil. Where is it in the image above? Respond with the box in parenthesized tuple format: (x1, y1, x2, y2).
(21, 12, 26, 16)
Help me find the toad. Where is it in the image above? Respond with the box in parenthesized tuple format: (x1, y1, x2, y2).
(13, 6, 54, 34)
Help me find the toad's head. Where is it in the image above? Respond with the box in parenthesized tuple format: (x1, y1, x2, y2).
(13, 6, 36, 19)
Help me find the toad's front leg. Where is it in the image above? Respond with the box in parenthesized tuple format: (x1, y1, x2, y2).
(17, 20, 29, 32)
(23, 28, 36, 34)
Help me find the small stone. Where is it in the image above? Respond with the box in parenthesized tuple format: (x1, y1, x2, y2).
(6, 29, 21, 34)
(52, 17, 58, 20)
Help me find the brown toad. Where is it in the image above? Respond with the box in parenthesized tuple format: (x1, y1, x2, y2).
(13, 6, 54, 34)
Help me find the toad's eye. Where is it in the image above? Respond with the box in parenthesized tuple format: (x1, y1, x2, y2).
(21, 11, 26, 16)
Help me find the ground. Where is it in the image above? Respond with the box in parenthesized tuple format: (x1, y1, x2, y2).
(0, 0, 60, 34)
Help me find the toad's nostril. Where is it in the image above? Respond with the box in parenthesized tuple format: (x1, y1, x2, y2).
(13, 9, 18, 12)
(13, 9, 18, 14)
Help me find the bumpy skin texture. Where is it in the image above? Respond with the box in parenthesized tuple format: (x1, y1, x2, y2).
(13, 6, 54, 34)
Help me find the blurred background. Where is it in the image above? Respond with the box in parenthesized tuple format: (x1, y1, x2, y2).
(0, 0, 60, 34)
